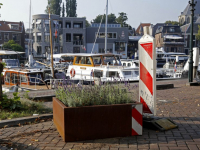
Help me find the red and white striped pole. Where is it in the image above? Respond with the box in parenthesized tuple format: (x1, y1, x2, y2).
(139, 26, 156, 116)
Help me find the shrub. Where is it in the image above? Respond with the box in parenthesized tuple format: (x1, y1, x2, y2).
(55, 80, 137, 107)
(0, 92, 22, 110)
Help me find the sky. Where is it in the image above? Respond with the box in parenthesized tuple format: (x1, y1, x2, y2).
(0, 0, 189, 29)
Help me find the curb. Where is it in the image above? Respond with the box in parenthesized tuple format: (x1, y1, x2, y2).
(156, 84, 174, 90)
(0, 114, 53, 128)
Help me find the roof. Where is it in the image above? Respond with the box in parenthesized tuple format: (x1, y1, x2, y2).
(0, 21, 24, 32)
(0, 50, 25, 55)
(181, 0, 200, 16)
(181, 23, 200, 34)
(196, 17, 200, 23)
(53, 53, 122, 57)
(135, 23, 151, 34)
(155, 25, 181, 34)
(180, 24, 190, 33)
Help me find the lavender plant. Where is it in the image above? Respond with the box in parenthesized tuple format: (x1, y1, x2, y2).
(55, 79, 138, 107)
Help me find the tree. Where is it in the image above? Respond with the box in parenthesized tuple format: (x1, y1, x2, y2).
(82, 17, 90, 27)
(93, 13, 116, 23)
(0, 63, 3, 102)
(196, 25, 200, 46)
(196, 25, 200, 41)
(62, 2, 65, 17)
(45, 0, 61, 16)
(66, 0, 77, 17)
(2, 40, 23, 52)
(0, 3, 3, 102)
(165, 20, 179, 25)
(116, 12, 128, 27)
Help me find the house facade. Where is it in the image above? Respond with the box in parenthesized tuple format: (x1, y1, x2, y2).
(32, 14, 86, 58)
(155, 25, 185, 53)
(0, 21, 25, 50)
(86, 23, 129, 58)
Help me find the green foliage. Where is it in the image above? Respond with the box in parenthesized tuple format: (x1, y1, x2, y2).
(93, 13, 116, 24)
(66, 0, 77, 17)
(116, 12, 128, 27)
(62, 2, 65, 17)
(23, 91, 30, 99)
(0, 100, 52, 120)
(55, 82, 136, 107)
(165, 20, 179, 25)
(1, 92, 22, 111)
(196, 25, 200, 41)
(0, 3, 3, 9)
(2, 40, 23, 52)
(45, 0, 61, 16)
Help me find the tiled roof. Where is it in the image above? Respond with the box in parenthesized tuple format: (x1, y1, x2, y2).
(0, 21, 24, 32)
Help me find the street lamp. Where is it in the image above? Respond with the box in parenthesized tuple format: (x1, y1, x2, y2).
(188, 0, 197, 82)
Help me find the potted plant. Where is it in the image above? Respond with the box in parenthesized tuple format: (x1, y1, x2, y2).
(53, 80, 143, 142)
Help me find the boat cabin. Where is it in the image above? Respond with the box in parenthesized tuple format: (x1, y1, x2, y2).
(4, 68, 44, 86)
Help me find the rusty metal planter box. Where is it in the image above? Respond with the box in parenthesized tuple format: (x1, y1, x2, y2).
(53, 97, 143, 142)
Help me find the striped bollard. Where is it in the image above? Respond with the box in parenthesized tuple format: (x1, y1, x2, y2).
(138, 26, 156, 116)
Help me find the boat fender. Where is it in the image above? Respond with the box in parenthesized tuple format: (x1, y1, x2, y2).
(70, 68, 76, 77)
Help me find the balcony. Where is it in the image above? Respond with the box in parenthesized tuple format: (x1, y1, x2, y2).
(73, 40, 83, 45)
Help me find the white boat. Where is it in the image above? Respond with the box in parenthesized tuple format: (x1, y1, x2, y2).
(61, 53, 139, 83)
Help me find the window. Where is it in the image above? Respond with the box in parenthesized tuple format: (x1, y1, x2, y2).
(73, 47, 80, 53)
(20, 74, 27, 83)
(92, 57, 102, 65)
(11, 25, 19, 30)
(66, 22, 71, 28)
(11, 73, 18, 84)
(98, 32, 117, 39)
(169, 27, 175, 32)
(66, 34, 71, 42)
(74, 23, 82, 28)
(12, 34, 19, 41)
(37, 46, 42, 55)
(106, 71, 119, 77)
(37, 33, 42, 42)
(128, 63, 131, 67)
(4, 33, 9, 41)
(5, 72, 10, 83)
(45, 33, 50, 42)
(45, 46, 50, 53)
(0, 33, 2, 40)
(123, 63, 126, 66)
(115, 42, 126, 52)
(36, 24, 42, 30)
(99, 48, 105, 53)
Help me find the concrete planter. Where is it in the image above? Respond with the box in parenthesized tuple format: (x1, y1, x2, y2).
(53, 97, 143, 142)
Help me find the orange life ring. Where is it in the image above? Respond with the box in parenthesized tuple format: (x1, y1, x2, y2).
(70, 68, 76, 77)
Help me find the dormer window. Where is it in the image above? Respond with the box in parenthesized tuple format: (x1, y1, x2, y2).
(169, 27, 175, 32)
(8, 24, 19, 30)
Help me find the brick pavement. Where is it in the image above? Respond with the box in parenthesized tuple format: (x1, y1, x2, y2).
(1, 79, 200, 150)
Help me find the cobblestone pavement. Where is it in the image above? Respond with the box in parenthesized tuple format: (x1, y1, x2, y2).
(1, 79, 200, 150)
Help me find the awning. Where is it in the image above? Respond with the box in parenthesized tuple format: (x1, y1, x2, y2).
(0, 50, 25, 55)
(164, 35, 183, 39)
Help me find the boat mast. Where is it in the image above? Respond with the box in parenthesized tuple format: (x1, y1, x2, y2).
(28, 0, 31, 62)
(48, 7, 55, 78)
(105, 0, 108, 54)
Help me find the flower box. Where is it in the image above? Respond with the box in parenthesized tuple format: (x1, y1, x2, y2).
(53, 97, 143, 142)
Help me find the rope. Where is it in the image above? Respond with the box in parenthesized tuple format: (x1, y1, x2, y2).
(91, 8, 106, 54)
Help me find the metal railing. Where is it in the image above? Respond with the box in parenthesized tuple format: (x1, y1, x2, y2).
(4, 74, 49, 91)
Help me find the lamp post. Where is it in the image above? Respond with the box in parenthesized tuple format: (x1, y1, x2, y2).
(188, 0, 196, 82)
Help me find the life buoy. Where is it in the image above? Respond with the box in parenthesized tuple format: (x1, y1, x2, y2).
(70, 68, 76, 77)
